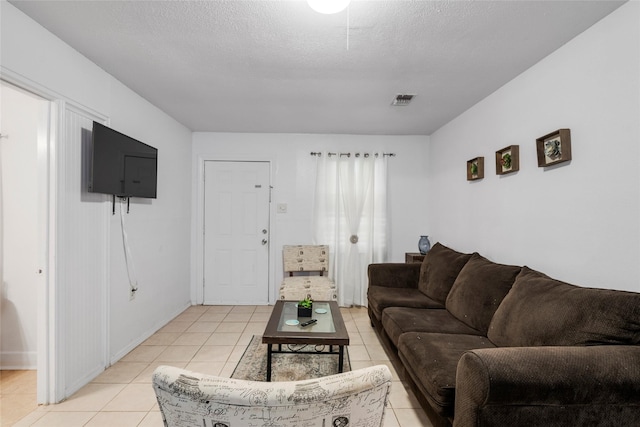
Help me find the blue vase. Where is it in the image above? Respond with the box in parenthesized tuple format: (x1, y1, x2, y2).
(418, 236, 431, 255)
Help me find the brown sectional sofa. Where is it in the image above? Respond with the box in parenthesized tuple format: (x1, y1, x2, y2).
(367, 242, 640, 427)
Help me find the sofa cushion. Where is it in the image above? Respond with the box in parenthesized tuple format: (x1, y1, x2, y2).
(397, 332, 496, 418)
(382, 307, 481, 347)
(417, 243, 473, 304)
(488, 266, 640, 347)
(445, 253, 521, 334)
(367, 286, 443, 321)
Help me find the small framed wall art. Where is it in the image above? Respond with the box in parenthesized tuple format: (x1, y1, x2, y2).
(536, 129, 572, 167)
(495, 145, 519, 175)
(467, 157, 484, 181)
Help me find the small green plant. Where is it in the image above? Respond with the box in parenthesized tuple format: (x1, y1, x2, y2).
(501, 153, 512, 169)
(298, 297, 313, 308)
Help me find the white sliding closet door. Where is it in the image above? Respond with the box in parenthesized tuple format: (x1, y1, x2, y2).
(56, 106, 109, 399)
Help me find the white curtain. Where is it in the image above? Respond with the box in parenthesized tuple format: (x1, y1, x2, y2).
(312, 153, 388, 307)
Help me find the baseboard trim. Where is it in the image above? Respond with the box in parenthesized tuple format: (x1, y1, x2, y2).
(0, 351, 37, 370)
(108, 301, 191, 365)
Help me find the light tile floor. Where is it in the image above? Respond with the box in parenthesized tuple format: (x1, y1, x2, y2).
(6, 305, 432, 426)
(1, 370, 38, 426)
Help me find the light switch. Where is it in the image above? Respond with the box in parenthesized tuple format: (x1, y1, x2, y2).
(277, 203, 287, 213)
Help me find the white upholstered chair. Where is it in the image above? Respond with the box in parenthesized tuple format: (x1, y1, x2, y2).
(152, 364, 392, 427)
(279, 245, 338, 301)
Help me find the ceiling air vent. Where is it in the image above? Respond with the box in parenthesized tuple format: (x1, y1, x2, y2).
(392, 94, 415, 106)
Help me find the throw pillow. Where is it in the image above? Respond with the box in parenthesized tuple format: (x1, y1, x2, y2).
(488, 266, 640, 347)
(445, 253, 521, 334)
(417, 242, 473, 304)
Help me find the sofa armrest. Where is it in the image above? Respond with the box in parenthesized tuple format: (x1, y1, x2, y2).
(367, 263, 421, 289)
(454, 345, 640, 427)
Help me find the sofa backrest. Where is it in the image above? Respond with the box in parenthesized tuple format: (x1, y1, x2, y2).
(445, 253, 521, 334)
(418, 243, 473, 304)
(488, 266, 640, 347)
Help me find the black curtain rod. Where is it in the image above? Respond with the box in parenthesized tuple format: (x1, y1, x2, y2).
(310, 152, 396, 157)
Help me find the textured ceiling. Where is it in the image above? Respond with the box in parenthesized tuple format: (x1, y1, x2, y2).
(10, 0, 625, 135)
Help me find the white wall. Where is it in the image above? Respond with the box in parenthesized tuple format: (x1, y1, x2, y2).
(191, 133, 429, 302)
(107, 81, 193, 362)
(1, 0, 192, 400)
(427, 1, 639, 292)
(0, 83, 43, 369)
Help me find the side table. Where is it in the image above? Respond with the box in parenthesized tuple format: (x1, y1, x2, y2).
(405, 252, 425, 263)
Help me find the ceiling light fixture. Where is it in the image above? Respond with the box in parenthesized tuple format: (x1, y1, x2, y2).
(307, 0, 351, 14)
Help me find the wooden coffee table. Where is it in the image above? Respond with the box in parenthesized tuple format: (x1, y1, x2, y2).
(262, 300, 350, 381)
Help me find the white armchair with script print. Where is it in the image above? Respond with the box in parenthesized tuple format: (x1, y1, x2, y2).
(152, 364, 392, 427)
(279, 245, 338, 302)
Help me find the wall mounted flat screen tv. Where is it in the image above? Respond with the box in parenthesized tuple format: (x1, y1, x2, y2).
(89, 121, 158, 198)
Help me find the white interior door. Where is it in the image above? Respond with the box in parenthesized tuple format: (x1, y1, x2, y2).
(203, 161, 270, 304)
(0, 83, 40, 370)
(1, 80, 55, 403)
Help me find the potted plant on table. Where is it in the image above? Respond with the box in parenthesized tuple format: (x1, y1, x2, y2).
(297, 297, 313, 318)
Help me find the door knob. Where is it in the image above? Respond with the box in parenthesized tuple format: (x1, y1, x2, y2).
(262, 239, 268, 245)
